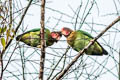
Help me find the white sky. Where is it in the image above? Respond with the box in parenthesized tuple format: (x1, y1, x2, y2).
(1, 0, 120, 80)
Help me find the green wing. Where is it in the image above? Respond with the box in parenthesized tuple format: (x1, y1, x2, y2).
(72, 30, 93, 52)
(16, 28, 53, 47)
(26, 28, 41, 33)
(77, 30, 93, 38)
(71, 30, 108, 55)
(23, 28, 50, 34)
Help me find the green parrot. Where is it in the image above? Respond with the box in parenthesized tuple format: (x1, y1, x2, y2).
(16, 28, 62, 48)
(61, 27, 108, 55)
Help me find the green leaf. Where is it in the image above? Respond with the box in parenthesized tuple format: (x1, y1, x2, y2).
(6, 29, 11, 42)
(0, 16, 3, 19)
(3, 25, 7, 33)
(0, 27, 1, 33)
(1, 26, 7, 33)
(1, 37, 6, 50)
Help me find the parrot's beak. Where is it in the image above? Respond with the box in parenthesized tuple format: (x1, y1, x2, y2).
(61, 30, 64, 35)
(57, 36, 61, 41)
(51, 31, 62, 42)
(57, 32, 62, 41)
(54, 35, 61, 42)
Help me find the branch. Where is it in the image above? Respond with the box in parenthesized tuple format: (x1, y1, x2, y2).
(39, 0, 46, 80)
(56, 16, 120, 80)
(118, 47, 120, 80)
(9, 0, 12, 26)
(47, 46, 70, 80)
(0, 0, 33, 79)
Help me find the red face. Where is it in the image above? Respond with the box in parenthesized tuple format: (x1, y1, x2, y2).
(61, 27, 71, 36)
(51, 32, 62, 41)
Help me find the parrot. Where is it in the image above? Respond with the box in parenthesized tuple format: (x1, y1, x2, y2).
(61, 27, 108, 56)
(16, 28, 62, 48)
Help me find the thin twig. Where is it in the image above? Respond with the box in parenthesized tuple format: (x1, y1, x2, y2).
(20, 46, 26, 80)
(79, 0, 95, 29)
(74, 4, 82, 30)
(3, 43, 18, 71)
(47, 46, 70, 80)
(9, 0, 12, 26)
(118, 47, 120, 80)
(39, 0, 46, 80)
(56, 16, 120, 80)
(0, 0, 33, 79)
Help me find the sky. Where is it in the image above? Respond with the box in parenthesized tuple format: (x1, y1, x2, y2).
(0, 0, 120, 80)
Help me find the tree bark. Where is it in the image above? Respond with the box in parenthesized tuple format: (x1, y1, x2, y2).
(39, 0, 46, 80)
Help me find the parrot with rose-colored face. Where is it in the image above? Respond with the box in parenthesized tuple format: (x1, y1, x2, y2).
(61, 27, 108, 55)
(16, 28, 62, 48)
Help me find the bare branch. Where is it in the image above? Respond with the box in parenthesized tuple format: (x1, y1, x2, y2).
(0, 0, 33, 79)
(119, 47, 120, 80)
(39, 0, 46, 80)
(9, 0, 12, 26)
(47, 46, 70, 80)
(56, 16, 120, 80)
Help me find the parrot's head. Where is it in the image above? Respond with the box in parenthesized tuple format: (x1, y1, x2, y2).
(61, 27, 73, 37)
(50, 31, 62, 42)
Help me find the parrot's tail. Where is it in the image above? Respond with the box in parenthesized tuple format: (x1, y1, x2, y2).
(103, 49, 108, 55)
(90, 48, 108, 56)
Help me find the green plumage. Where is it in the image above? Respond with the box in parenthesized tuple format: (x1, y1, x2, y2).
(16, 28, 55, 48)
(67, 30, 108, 55)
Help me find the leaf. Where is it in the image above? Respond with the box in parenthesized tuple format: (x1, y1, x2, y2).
(1, 26, 7, 33)
(6, 29, 10, 42)
(3, 25, 7, 33)
(6, 30, 9, 44)
(0, 27, 1, 33)
(12, 28, 15, 36)
(0, 16, 3, 19)
(1, 37, 6, 50)
(6, 29, 10, 36)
